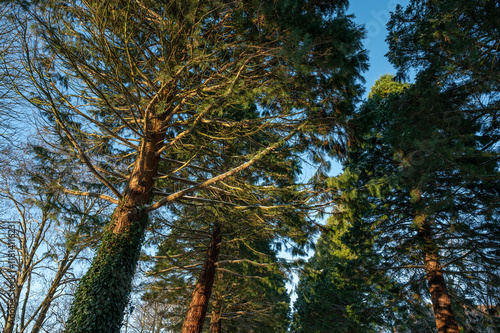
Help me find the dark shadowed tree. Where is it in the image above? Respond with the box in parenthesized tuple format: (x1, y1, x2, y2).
(326, 74, 500, 333)
(386, 2, 500, 331)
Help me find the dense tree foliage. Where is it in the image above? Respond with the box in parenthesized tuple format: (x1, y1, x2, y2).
(141, 204, 293, 332)
(4, 0, 366, 331)
(386, 1, 500, 330)
(314, 73, 499, 331)
(291, 217, 402, 333)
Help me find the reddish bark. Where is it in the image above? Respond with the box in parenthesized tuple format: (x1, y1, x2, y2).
(423, 252, 459, 333)
(419, 222, 459, 333)
(182, 224, 222, 333)
(66, 101, 172, 332)
(112, 112, 166, 234)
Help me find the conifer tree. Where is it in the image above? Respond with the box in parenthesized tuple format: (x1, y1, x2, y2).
(142, 204, 294, 333)
(386, 2, 500, 330)
(291, 217, 404, 333)
(327, 74, 500, 333)
(9, 0, 367, 331)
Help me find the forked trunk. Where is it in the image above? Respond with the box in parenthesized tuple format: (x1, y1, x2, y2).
(182, 223, 222, 333)
(419, 222, 459, 333)
(65, 113, 167, 333)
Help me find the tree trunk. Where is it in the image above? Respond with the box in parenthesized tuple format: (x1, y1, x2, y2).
(182, 223, 222, 333)
(208, 308, 222, 333)
(208, 295, 223, 333)
(419, 221, 459, 333)
(65, 112, 167, 333)
(32, 249, 76, 333)
(3, 283, 21, 333)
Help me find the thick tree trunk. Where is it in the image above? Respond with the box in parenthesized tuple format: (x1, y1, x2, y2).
(419, 222, 459, 333)
(182, 224, 222, 333)
(65, 113, 167, 333)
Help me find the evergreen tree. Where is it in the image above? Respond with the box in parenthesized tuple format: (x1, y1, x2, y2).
(142, 204, 293, 332)
(291, 217, 403, 333)
(142, 100, 307, 332)
(386, 2, 500, 330)
(329, 74, 500, 333)
(8, 1, 367, 331)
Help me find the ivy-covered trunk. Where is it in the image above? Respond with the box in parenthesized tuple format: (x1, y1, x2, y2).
(65, 114, 166, 333)
(182, 223, 222, 333)
(419, 222, 459, 333)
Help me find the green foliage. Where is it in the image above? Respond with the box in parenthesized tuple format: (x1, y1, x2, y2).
(385, 3, 500, 325)
(325, 72, 500, 330)
(142, 205, 292, 332)
(11, 0, 367, 330)
(291, 219, 401, 333)
(367, 74, 409, 99)
(214, 241, 291, 333)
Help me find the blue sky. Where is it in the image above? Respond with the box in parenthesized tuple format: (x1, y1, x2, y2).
(348, 0, 410, 97)
(323, 0, 411, 177)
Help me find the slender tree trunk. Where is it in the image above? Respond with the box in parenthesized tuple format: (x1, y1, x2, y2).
(419, 221, 459, 333)
(208, 294, 223, 333)
(65, 111, 167, 333)
(182, 223, 222, 333)
(31, 249, 76, 333)
(208, 308, 222, 333)
(3, 283, 21, 333)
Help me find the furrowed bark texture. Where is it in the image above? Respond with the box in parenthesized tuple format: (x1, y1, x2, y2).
(65, 114, 166, 333)
(182, 224, 222, 333)
(419, 223, 459, 333)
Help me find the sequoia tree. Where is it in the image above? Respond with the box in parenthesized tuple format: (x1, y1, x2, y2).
(10, 0, 367, 331)
(386, 2, 500, 330)
(143, 206, 292, 332)
(327, 74, 500, 333)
